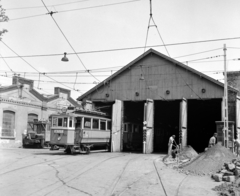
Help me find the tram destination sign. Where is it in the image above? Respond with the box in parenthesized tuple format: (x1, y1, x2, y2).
(54, 130, 64, 134)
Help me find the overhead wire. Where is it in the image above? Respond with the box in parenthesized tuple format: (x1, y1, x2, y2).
(7, 0, 141, 21)
(8, 14, 46, 21)
(143, 0, 170, 56)
(59, 0, 141, 14)
(6, 0, 90, 10)
(0, 38, 237, 59)
(0, 53, 15, 74)
(0, 54, 229, 77)
(41, 0, 100, 82)
(1, 41, 83, 93)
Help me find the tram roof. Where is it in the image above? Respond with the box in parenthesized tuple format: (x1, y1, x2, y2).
(49, 108, 109, 118)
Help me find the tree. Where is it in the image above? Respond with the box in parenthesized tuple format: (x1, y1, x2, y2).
(0, 1, 9, 40)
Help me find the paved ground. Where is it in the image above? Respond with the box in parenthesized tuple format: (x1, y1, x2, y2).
(0, 147, 221, 196)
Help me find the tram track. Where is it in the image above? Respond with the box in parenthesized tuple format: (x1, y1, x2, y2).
(153, 158, 169, 196)
(105, 154, 142, 196)
(117, 171, 154, 196)
(0, 152, 113, 189)
(27, 153, 127, 196)
(0, 155, 70, 176)
(153, 157, 190, 196)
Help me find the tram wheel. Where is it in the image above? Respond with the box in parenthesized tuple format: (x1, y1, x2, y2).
(64, 146, 71, 154)
(70, 146, 76, 155)
(84, 147, 90, 154)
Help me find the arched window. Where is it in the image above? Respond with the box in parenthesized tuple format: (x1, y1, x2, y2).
(27, 114, 38, 132)
(2, 111, 15, 137)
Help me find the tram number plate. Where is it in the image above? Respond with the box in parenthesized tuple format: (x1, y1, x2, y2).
(54, 130, 64, 134)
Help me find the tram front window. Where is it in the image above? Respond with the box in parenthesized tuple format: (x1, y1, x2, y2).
(69, 117, 73, 127)
(58, 118, 63, 126)
(63, 118, 68, 127)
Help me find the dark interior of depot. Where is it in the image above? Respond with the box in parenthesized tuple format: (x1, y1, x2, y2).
(123, 101, 144, 152)
(154, 100, 180, 153)
(154, 99, 222, 153)
(95, 98, 222, 153)
(187, 99, 222, 153)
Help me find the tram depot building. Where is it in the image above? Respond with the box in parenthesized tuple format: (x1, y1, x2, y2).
(0, 76, 80, 147)
(77, 49, 240, 154)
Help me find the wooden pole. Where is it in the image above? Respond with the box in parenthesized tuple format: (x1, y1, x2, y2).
(223, 44, 229, 148)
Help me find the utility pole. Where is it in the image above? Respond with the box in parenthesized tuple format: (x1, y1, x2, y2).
(223, 44, 229, 148)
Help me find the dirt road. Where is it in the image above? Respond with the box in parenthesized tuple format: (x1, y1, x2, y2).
(0, 148, 220, 196)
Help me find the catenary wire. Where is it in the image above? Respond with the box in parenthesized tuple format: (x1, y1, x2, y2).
(151, 17, 170, 56)
(0, 37, 237, 59)
(1, 41, 83, 93)
(7, 0, 141, 21)
(6, 0, 90, 10)
(0, 54, 228, 77)
(41, 0, 100, 82)
(59, 0, 141, 13)
(0, 53, 15, 73)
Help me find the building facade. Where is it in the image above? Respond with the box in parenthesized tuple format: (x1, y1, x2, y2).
(77, 49, 238, 153)
(0, 76, 80, 147)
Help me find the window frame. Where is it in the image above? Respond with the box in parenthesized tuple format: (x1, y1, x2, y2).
(84, 117, 92, 129)
(92, 118, 99, 130)
(1, 110, 16, 138)
(100, 120, 106, 131)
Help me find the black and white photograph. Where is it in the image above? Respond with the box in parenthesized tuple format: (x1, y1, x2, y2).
(1, 0, 240, 195)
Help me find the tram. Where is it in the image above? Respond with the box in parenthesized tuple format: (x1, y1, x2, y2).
(49, 108, 111, 154)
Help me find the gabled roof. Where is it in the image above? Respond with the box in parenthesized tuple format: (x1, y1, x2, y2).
(77, 48, 238, 101)
(0, 77, 80, 107)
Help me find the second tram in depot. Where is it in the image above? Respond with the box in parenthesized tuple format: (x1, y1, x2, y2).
(49, 108, 112, 154)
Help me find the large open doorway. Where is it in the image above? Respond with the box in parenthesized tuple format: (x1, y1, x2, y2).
(123, 101, 145, 152)
(188, 99, 222, 153)
(154, 100, 180, 153)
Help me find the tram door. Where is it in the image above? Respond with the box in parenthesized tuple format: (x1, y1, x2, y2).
(143, 99, 154, 154)
(111, 100, 122, 152)
(179, 98, 187, 148)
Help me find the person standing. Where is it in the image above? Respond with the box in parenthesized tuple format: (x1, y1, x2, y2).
(163, 135, 176, 162)
(209, 133, 217, 148)
(168, 135, 176, 155)
(234, 140, 240, 157)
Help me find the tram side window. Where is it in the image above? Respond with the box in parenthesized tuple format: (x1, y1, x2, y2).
(107, 121, 111, 130)
(63, 118, 68, 127)
(84, 118, 91, 129)
(93, 119, 99, 129)
(69, 117, 73, 127)
(100, 120, 106, 131)
(58, 118, 63, 127)
(52, 117, 57, 127)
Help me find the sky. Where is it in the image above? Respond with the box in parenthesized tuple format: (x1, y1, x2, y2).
(1, 0, 240, 100)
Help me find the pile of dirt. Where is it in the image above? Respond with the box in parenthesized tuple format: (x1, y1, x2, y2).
(178, 145, 198, 160)
(179, 143, 236, 175)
